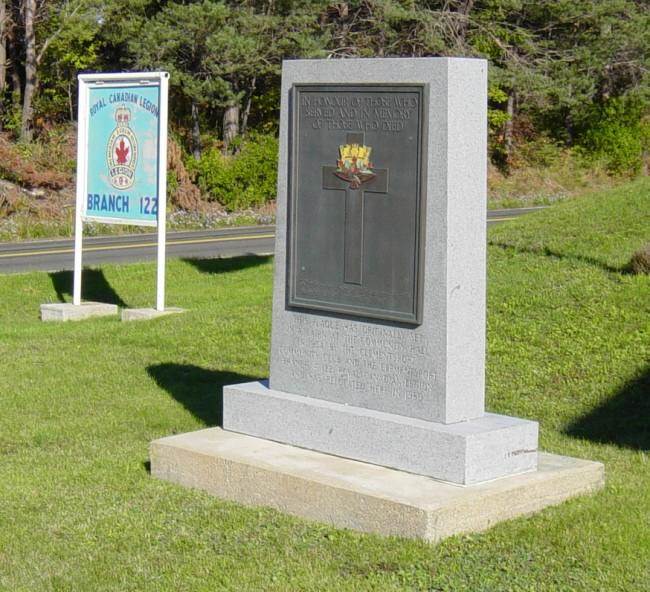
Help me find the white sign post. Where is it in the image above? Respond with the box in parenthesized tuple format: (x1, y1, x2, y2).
(41, 71, 174, 322)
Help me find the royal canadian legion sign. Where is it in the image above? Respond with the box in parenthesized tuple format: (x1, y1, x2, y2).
(288, 84, 427, 325)
(72, 72, 169, 310)
(78, 72, 169, 226)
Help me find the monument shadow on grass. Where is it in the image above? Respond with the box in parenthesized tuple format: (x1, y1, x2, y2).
(147, 363, 261, 427)
(488, 241, 633, 276)
(49, 269, 128, 307)
(183, 255, 272, 276)
(565, 366, 650, 451)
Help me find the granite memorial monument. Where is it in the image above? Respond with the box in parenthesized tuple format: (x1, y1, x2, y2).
(151, 58, 604, 541)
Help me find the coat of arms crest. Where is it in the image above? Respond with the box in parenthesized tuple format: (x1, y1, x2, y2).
(107, 105, 138, 189)
(334, 143, 376, 189)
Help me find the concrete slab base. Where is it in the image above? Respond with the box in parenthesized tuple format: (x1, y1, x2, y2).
(150, 427, 605, 543)
(40, 301, 118, 321)
(121, 307, 185, 321)
(223, 381, 538, 485)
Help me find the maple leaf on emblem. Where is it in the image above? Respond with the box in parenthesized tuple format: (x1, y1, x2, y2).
(115, 138, 129, 164)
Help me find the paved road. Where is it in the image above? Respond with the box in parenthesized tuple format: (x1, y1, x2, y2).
(0, 207, 544, 274)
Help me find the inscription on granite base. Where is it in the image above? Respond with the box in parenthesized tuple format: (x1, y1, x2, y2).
(288, 84, 427, 324)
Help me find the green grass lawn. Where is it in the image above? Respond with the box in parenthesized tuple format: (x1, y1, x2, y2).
(0, 179, 649, 591)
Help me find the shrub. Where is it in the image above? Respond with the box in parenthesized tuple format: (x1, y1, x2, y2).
(628, 243, 650, 275)
(487, 84, 510, 166)
(0, 131, 73, 189)
(167, 138, 202, 211)
(190, 134, 278, 211)
(579, 98, 649, 176)
(517, 136, 565, 169)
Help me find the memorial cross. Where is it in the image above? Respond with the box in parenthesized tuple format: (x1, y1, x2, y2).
(321, 132, 389, 285)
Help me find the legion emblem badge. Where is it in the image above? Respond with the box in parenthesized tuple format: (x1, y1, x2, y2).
(107, 105, 137, 189)
(334, 143, 376, 189)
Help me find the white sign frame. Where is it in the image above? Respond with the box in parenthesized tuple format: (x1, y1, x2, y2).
(73, 71, 169, 311)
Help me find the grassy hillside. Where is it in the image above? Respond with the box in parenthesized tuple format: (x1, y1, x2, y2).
(0, 180, 648, 591)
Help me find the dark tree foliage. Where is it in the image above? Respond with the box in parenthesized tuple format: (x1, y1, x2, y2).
(0, 0, 647, 169)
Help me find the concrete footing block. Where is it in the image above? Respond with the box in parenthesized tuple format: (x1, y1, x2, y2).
(150, 428, 605, 543)
(121, 307, 185, 321)
(40, 301, 118, 321)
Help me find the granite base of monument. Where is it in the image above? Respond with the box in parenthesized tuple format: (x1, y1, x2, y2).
(150, 428, 604, 543)
(121, 307, 185, 322)
(40, 301, 118, 321)
(223, 381, 538, 485)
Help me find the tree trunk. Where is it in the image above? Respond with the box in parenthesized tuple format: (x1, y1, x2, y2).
(191, 100, 201, 160)
(222, 102, 239, 152)
(504, 89, 515, 165)
(0, 0, 7, 131)
(68, 80, 73, 122)
(20, 0, 36, 142)
(10, 63, 20, 108)
(460, 0, 475, 18)
(8, 32, 22, 110)
(455, 0, 475, 44)
(240, 76, 256, 136)
(564, 112, 574, 147)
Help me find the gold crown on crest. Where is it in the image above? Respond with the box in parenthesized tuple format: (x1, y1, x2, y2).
(337, 143, 373, 172)
(115, 105, 131, 124)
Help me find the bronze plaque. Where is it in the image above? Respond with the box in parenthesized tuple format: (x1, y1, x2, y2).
(287, 84, 427, 325)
